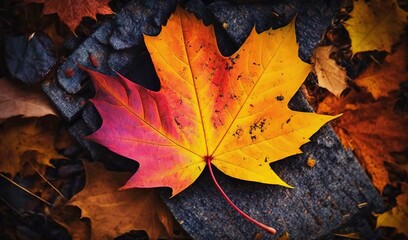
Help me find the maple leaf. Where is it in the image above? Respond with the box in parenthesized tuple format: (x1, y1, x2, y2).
(85, 7, 337, 233)
(0, 117, 64, 176)
(318, 92, 408, 191)
(68, 161, 175, 239)
(355, 42, 408, 100)
(343, 0, 408, 54)
(0, 77, 57, 122)
(376, 183, 408, 236)
(312, 46, 348, 97)
(25, 0, 113, 32)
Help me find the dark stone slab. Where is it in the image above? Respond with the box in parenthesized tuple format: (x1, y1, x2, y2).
(46, 0, 384, 239)
(4, 33, 57, 84)
(42, 78, 85, 121)
(56, 0, 176, 95)
(161, 91, 384, 239)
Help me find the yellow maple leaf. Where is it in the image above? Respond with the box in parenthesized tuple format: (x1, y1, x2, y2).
(84, 7, 338, 233)
(343, 0, 408, 53)
(312, 46, 348, 97)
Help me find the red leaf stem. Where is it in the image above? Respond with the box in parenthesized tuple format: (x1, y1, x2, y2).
(205, 156, 277, 235)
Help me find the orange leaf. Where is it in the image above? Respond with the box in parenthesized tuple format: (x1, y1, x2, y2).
(25, 0, 113, 32)
(356, 42, 408, 99)
(318, 92, 408, 191)
(84, 7, 338, 233)
(69, 161, 175, 239)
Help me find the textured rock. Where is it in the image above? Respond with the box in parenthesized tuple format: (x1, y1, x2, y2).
(46, 0, 384, 239)
(5, 33, 56, 84)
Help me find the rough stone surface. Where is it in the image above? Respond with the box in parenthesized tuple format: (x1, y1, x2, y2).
(161, 92, 384, 239)
(5, 33, 56, 84)
(46, 0, 384, 239)
(42, 78, 85, 121)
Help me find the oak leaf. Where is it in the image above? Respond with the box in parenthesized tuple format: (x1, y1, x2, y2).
(312, 46, 347, 97)
(355, 42, 408, 99)
(376, 183, 408, 236)
(25, 0, 113, 32)
(0, 77, 57, 122)
(68, 161, 174, 240)
(317, 91, 408, 191)
(0, 116, 64, 176)
(343, 0, 407, 53)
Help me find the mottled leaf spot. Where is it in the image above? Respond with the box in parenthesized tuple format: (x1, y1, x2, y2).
(65, 68, 74, 78)
(233, 126, 243, 139)
(276, 95, 284, 101)
(225, 54, 240, 71)
(89, 53, 99, 68)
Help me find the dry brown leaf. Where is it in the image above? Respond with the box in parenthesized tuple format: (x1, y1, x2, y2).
(312, 46, 347, 97)
(0, 77, 57, 122)
(68, 161, 175, 240)
(376, 183, 408, 236)
(0, 116, 65, 176)
(26, 0, 114, 32)
(50, 206, 91, 240)
(318, 92, 408, 191)
(355, 43, 408, 100)
(343, 0, 408, 53)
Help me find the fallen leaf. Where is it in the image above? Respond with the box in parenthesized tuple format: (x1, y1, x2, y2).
(333, 232, 360, 239)
(343, 0, 408, 53)
(85, 7, 337, 197)
(376, 183, 408, 236)
(0, 116, 65, 176)
(355, 42, 408, 99)
(318, 92, 408, 191)
(0, 77, 57, 122)
(68, 161, 174, 240)
(25, 0, 114, 32)
(312, 46, 348, 97)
